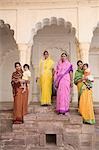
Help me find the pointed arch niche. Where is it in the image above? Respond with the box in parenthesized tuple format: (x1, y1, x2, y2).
(30, 17, 81, 102)
(89, 23, 99, 102)
(0, 20, 19, 102)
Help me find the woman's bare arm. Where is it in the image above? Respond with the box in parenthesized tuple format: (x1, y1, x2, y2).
(69, 71, 73, 87)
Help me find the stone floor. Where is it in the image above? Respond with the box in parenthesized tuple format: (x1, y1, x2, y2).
(0, 102, 99, 150)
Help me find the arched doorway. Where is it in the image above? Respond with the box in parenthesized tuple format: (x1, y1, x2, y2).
(0, 20, 19, 102)
(89, 23, 99, 102)
(31, 17, 79, 102)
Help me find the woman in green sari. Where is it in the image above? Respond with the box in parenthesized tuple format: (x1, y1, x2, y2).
(74, 60, 84, 107)
(74, 60, 95, 124)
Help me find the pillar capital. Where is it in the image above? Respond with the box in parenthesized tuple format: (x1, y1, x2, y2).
(79, 43, 90, 63)
(18, 43, 32, 66)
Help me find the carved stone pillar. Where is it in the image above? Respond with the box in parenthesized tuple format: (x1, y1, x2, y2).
(79, 43, 90, 63)
(18, 43, 32, 65)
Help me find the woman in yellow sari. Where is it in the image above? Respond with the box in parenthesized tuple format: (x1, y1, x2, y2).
(74, 60, 95, 124)
(36, 51, 54, 106)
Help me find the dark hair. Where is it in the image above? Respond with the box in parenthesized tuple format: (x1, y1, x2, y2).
(23, 64, 30, 69)
(43, 50, 49, 55)
(83, 63, 88, 68)
(61, 53, 67, 57)
(77, 60, 83, 66)
(14, 62, 21, 68)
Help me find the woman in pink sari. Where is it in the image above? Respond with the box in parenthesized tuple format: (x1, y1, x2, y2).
(54, 53, 73, 115)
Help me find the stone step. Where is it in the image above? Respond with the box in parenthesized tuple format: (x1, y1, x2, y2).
(0, 104, 99, 135)
(1, 107, 99, 150)
(1, 124, 97, 149)
(24, 113, 82, 123)
(0, 119, 13, 133)
(0, 111, 13, 133)
(0, 104, 98, 134)
(12, 113, 82, 135)
(1, 101, 99, 114)
(28, 103, 78, 114)
(95, 108, 99, 114)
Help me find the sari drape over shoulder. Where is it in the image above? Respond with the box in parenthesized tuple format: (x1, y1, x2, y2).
(39, 57, 54, 105)
(74, 68, 95, 124)
(74, 69, 84, 102)
(11, 70, 28, 123)
(54, 60, 73, 113)
(74, 68, 84, 85)
(11, 70, 23, 96)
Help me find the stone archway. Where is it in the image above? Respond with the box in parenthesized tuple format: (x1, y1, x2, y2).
(89, 23, 99, 102)
(30, 17, 79, 102)
(0, 20, 19, 102)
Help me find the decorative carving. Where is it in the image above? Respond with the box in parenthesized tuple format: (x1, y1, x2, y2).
(51, 17, 57, 25)
(0, 19, 17, 63)
(32, 17, 76, 38)
(43, 18, 50, 26)
(90, 23, 99, 51)
(5, 23, 11, 29)
(0, 19, 4, 28)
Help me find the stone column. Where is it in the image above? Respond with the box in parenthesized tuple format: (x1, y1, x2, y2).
(18, 43, 32, 66)
(31, 65, 40, 102)
(79, 43, 90, 63)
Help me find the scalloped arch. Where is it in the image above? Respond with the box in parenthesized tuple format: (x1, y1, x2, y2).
(32, 17, 76, 39)
(0, 19, 18, 64)
(90, 23, 99, 51)
(30, 17, 79, 102)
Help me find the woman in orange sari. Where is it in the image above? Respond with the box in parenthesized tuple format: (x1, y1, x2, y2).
(11, 62, 28, 124)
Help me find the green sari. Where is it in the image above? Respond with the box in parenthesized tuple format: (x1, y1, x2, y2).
(74, 68, 84, 103)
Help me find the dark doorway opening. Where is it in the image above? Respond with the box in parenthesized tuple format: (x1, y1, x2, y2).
(46, 134, 56, 145)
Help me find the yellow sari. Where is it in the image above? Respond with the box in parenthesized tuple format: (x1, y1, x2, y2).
(79, 87, 95, 124)
(77, 82, 95, 124)
(39, 57, 54, 105)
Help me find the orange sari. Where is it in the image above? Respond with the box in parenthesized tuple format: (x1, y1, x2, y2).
(11, 70, 28, 123)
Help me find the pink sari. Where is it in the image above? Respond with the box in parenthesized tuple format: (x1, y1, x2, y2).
(54, 60, 73, 113)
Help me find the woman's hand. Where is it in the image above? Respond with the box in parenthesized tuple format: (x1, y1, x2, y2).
(82, 79, 86, 83)
(82, 76, 88, 80)
(70, 81, 73, 88)
(18, 79, 22, 83)
(69, 71, 73, 88)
